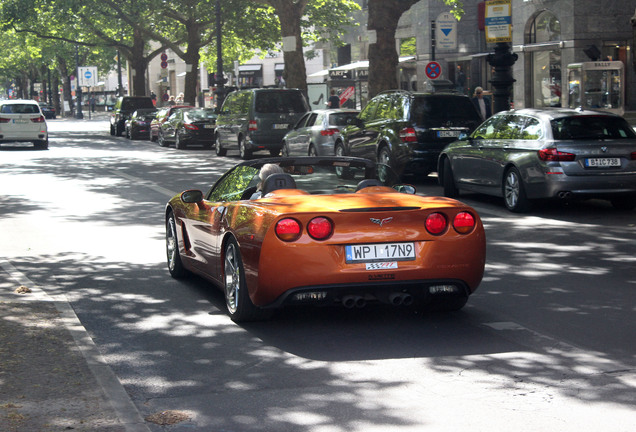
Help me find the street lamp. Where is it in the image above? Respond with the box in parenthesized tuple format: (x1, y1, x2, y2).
(75, 45, 84, 119)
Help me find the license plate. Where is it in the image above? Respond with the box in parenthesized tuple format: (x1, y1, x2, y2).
(12, 119, 28, 124)
(585, 158, 620, 167)
(345, 242, 415, 263)
(273, 124, 288, 129)
(204, 124, 214, 129)
(437, 130, 461, 138)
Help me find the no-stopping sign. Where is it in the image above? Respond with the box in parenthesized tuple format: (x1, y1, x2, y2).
(425, 61, 442, 80)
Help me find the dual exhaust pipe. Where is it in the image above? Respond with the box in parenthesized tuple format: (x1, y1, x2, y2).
(342, 293, 413, 309)
(557, 191, 572, 200)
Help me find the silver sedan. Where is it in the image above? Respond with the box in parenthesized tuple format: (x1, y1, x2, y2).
(282, 109, 359, 156)
(438, 108, 636, 212)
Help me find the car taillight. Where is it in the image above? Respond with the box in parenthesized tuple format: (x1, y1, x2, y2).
(453, 212, 476, 234)
(631, 151, 636, 160)
(184, 123, 198, 130)
(275, 218, 301, 242)
(425, 212, 447, 235)
(538, 148, 575, 161)
(249, 120, 258, 131)
(320, 128, 339, 136)
(307, 217, 333, 240)
(0, 117, 10, 123)
(30, 116, 45, 123)
(399, 127, 417, 143)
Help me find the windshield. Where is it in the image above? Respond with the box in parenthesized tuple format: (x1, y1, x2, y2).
(186, 108, 217, 121)
(328, 112, 359, 127)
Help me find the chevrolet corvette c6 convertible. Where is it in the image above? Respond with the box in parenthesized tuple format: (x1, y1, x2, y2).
(165, 157, 486, 322)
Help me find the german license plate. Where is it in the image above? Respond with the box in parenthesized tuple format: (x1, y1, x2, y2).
(585, 158, 620, 167)
(273, 124, 288, 129)
(345, 242, 415, 263)
(204, 124, 214, 129)
(437, 130, 460, 138)
(12, 119, 28, 124)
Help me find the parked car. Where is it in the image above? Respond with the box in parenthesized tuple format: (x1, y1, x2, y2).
(282, 109, 360, 156)
(149, 105, 193, 142)
(38, 102, 56, 119)
(109, 96, 155, 136)
(335, 90, 482, 179)
(438, 108, 636, 212)
(157, 107, 217, 149)
(165, 156, 486, 321)
(215, 88, 309, 159)
(125, 108, 157, 140)
(0, 99, 48, 149)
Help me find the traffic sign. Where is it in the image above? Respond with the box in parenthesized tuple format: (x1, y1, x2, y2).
(78, 66, 98, 87)
(425, 62, 442, 80)
(435, 12, 457, 50)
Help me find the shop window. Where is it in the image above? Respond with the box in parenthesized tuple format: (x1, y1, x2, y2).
(527, 11, 562, 108)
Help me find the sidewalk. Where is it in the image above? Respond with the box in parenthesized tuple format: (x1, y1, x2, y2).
(0, 262, 149, 432)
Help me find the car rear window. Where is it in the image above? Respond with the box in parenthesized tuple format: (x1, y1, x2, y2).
(255, 92, 308, 114)
(121, 98, 155, 111)
(411, 96, 481, 126)
(186, 109, 217, 121)
(1, 104, 39, 114)
(329, 112, 359, 126)
(551, 116, 636, 140)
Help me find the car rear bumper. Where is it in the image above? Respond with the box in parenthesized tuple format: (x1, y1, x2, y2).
(526, 172, 636, 199)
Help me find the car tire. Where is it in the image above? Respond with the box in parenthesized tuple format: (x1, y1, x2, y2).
(442, 158, 459, 198)
(150, 129, 156, 142)
(308, 144, 317, 157)
(335, 141, 346, 158)
(175, 131, 187, 150)
(610, 197, 636, 210)
(269, 148, 280, 157)
(166, 212, 188, 279)
(115, 122, 123, 137)
(215, 134, 227, 156)
(224, 237, 271, 322)
(110, 123, 116, 136)
(125, 128, 131, 139)
(239, 136, 252, 160)
(335, 142, 354, 179)
(34, 139, 48, 150)
(158, 131, 168, 147)
(503, 167, 531, 212)
(378, 145, 391, 166)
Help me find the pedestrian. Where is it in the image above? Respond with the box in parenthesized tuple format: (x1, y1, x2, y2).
(168, 95, 176, 106)
(456, 65, 466, 94)
(176, 92, 184, 104)
(471, 86, 492, 120)
(327, 89, 340, 109)
(89, 94, 96, 112)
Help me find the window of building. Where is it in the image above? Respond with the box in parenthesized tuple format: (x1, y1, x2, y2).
(527, 11, 562, 108)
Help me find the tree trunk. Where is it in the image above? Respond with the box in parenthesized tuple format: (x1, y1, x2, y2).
(272, 1, 307, 92)
(182, 23, 203, 106)
(367, 0, 418, 98)
(129, 29, 149, 96)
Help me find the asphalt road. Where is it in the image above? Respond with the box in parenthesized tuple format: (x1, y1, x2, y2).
(1, 118, 635, 431)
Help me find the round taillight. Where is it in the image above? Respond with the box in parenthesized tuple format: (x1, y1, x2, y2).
(275, 218, 301, 242)
(453, 212, 476, 234)
(307, 217, 333, 240)
(425, 212, 447, 235)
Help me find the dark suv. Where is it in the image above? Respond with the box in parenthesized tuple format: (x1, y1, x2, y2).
(110, 96, 155, 136)
(335, 90, 482, 178)
(214, 88, 309, 159)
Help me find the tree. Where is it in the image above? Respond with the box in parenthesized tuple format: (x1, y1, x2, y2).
(253, 0, 360, 92)
(367, 0, 464, 97)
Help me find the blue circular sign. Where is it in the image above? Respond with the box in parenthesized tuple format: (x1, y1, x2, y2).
(84, 70, 92, 79)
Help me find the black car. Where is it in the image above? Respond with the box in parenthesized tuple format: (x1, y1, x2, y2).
(38, 102, 56, 119)
(335, 90, 482, 179)
(110, 96, 155, 136)
(125, 108, 157, 140)
(158, 108, 217, 149)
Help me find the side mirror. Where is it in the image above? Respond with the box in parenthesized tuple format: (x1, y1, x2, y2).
(393, 184, 416, 194)
(181, 189, 203, 204)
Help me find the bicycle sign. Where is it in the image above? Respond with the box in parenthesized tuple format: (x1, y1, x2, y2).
(425, 62, 442, 80)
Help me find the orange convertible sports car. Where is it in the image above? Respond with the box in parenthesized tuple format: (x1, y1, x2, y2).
(165, 157, 486, 321)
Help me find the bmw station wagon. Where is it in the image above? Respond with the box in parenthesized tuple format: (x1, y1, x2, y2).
(438, 108, 636, 212)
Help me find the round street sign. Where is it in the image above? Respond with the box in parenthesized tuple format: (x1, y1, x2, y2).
(425, 61, 442, 80)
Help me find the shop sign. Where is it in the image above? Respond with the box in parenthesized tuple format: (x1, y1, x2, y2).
(329, 69, 352, 80)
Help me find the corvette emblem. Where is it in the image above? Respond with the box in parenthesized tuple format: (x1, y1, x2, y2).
(370, 217, 393, 227)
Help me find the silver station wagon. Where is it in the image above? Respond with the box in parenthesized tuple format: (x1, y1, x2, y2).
(438, 108, 636, 212)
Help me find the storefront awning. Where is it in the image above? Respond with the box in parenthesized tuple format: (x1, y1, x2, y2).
(307, 56, 415, 78)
